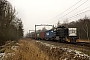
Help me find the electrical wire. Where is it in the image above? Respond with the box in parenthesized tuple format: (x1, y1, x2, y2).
(58, 0, 88, 20)
(53, 0, 89, 26)
(50, 0, 83, 20)
(60, 6, 90, 21)
(69, 9, 90, 19)
(45, 0, 83, 24)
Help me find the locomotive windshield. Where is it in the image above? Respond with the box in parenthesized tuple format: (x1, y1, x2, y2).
(69, 28, 77, 36)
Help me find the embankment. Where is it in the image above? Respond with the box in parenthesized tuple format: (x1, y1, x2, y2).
(6, 39, 90, 60)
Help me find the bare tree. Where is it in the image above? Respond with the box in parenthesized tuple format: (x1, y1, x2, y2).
(0, 0, 24, 45)
(82, 16, 89, 41)
(57, 20, 61, 27)
(62, 19, 69, 28)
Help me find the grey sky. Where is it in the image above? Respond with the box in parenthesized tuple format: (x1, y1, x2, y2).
(7, 0, 90, 35)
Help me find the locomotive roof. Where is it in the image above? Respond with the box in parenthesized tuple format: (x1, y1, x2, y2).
(57, 26, 66, 28)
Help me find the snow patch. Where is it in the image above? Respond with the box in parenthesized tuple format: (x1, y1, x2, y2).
(11, 46, 18, 51)
(0, 53, 5, 60)
(36, 40, 90, 59)
(63, 58, 68, 60)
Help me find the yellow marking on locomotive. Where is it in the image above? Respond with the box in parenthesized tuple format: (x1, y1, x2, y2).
(76, 39, 79, 42)
(66, 38, 70, 42)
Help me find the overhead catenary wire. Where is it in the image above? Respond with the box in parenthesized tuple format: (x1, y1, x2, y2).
(45, 0, 89, 27)
(53, 9, 90, 26)
(52, 0, 89, 26)
(61, 6, 90, 21)
(58, 0, 88, 20)
(69, 9, 90, 19)
(46, 0, 83, 24)
(50, 0, 83, 20)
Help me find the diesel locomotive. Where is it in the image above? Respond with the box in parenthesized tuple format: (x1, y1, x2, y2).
(53, 26, 78, 43)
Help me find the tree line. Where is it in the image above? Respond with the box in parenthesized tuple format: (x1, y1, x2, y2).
(59, 16, 90, 40)
(27, 17, 90, 41)
(0, 0, 23, 45)
(26, 16, 90, 41)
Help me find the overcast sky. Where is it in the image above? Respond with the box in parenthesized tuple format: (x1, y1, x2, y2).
(7, 0, 90, 35)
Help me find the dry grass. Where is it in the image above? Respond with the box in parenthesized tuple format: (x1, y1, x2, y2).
(6, 39, 49, 60)
(6, 39, 90, 60)
(78, 39, 90, 43)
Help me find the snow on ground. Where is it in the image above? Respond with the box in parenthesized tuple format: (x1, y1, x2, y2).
(0, 45, 18, 60)
(11, 46, 18, 51)
(0, 53, 5, 60)
(36, 40, 90, 59)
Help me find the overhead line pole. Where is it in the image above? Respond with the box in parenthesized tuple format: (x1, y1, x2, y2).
(35, 24, 53, 39)
(29, 30, 34, 37)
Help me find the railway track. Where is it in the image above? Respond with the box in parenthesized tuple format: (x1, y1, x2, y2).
(76, 42, 90, 47)
(36, 39, 90, 48)
(32, 39, 90, 56)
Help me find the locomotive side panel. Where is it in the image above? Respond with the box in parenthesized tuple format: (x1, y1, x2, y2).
(40, 32, 45, 40)
(54, 26, 68, 42)
(36, 32, 40, 40)
(45, 30, 54, 40)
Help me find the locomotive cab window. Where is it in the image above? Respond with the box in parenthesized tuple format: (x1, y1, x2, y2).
(68, 28, 77, 36)
(70, 30, 76, 33)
